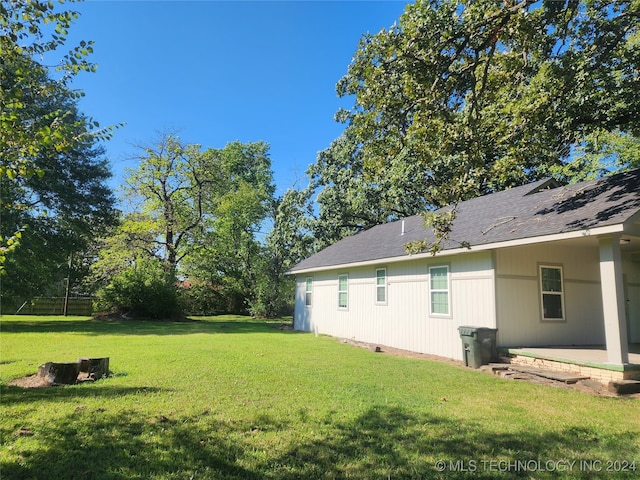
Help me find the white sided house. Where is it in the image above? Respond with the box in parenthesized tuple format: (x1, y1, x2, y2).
(289, 170, 640, 380)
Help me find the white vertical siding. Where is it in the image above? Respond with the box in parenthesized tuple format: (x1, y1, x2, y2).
(294, 237, 639, 358)
(294, 251, 495, 361)
(495, 243, 605, 347)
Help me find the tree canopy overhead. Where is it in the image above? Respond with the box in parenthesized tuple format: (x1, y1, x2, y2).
(0, 0, 109, 181)
(338, 0, 640, 196)
(338, 0, 639, 200)
(0, 0, 122, 316)
(1, 0, 119, 283)
(293, 0, 639, 252)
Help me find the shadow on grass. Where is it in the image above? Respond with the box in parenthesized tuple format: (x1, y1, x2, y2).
(2, 404, 637, 479)
(0, 317, 295, 336)
(0, 384, 165, 406)
(1, 409, 259, 480)
(274, 405, 640, 479)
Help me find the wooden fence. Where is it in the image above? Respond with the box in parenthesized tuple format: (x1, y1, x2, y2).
(12, 297, 94, 316)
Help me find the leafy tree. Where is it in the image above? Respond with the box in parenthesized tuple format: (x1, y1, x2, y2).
(250, 191, 316, 317)
(188, 141, 276, 315)
(551, 130, 640, 183)
(304, 129, 430, 249)
(0, 102, 116, 309)
(92, 136, 278, 317)
(0, 77, 116, 305)
(1, 0, 118, 278)
(85, 212, 159, 291)
(88, 134, 211, 317)
(1, 0, 101, 181)
(304, 0, 640, 251)
(121, 134, 212, 280)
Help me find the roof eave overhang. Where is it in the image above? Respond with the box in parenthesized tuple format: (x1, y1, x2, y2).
(287, 224, 626, 275)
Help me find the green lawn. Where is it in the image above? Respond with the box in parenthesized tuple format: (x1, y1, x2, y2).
(1, 315, 638, 479)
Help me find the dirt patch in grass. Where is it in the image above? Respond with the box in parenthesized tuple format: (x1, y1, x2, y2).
(8, 371, 99, 389)
(346, 338, 463, 366)
(8, 374, 53, 389)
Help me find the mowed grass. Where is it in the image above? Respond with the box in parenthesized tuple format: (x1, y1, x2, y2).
(1, 315, 639, 479)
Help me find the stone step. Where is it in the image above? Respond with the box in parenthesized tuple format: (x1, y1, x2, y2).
(483, 363, 589, 384)
(501, 365, 590, 384)
(608, 380, 640, 395)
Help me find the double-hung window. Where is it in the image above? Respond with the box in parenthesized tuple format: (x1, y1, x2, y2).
(338, 274, 348, 309)
(376, 268, 387, 304)
(429, 266, 450, 316)
(305, 277, 313, 307)
(540, 265, 564, 320)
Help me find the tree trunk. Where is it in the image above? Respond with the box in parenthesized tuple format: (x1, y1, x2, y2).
(78, 357, 109, 380)
(38, 362, 80, 385)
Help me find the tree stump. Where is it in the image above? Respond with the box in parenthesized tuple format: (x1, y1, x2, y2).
(78, 357, 90, 374)
(78, 357, 109, 380)
(38, 362, 80, 385)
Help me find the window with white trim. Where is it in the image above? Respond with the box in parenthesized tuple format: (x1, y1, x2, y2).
(305, 277, 313, 307)
(376, 268, 387, 304)
(540, 265, 564, 320)
(429, 266, 450, 315)
(338, 274, 348, 309)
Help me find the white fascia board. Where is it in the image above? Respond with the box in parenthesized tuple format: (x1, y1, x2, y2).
(287, 224, 625, 276)
(459, 223, 626, 253)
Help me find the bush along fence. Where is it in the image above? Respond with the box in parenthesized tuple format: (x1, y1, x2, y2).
(9, 297, 94, 316)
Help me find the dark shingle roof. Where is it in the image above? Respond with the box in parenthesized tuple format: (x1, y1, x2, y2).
(289, 169, 640, 273)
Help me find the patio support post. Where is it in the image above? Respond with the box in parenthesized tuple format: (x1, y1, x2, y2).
(598, 234, 629, 365)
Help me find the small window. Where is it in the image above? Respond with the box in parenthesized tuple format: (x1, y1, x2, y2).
(429, 266, 449, 315)
(540, 265, 564, 320)
(376, 268, 387, 304)
(338, 274, 348, 309)
(305, 277, 313, 307)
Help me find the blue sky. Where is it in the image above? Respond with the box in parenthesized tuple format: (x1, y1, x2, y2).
(64, 0, 409, 197)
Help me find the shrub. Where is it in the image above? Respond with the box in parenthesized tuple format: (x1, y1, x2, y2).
(94, 258, 182, 320)
(249, 275, 295, 318)
(177, 281, 227, 316)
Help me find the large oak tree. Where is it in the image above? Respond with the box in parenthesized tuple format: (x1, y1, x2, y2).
(296, 0, 640, 252)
